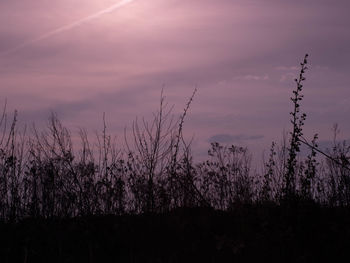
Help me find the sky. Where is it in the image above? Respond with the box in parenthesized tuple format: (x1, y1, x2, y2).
(0, 0, 350, 162)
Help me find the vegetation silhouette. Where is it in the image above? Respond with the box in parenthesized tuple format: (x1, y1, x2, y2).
(0, 54, 350, 262)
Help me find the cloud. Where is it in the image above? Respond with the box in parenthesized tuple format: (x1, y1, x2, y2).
(280, 72, 296, 82)
(208, 134, 264, 144)
(275, 66, 299, 71)
(234, 74, 269, 81)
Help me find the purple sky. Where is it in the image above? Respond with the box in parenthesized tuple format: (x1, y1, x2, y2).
(1, 0, 350, 162)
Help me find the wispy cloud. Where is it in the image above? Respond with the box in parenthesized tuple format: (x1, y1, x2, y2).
(209, 134, 264, 144)
(0, 0, 135, 56)
(280, 72, 296, 82)
(275, 66, 299, 71)
(234, 74, 269, 81)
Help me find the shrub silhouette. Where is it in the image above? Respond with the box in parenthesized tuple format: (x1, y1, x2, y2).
(0, 54, 349, 222)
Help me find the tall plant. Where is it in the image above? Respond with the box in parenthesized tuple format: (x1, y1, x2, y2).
(283, 54, 309, 201)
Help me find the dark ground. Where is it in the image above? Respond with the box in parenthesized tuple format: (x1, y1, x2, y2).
(1, 204, 350, 262)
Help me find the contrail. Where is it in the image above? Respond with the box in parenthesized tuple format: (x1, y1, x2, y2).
(1, 0, 135, 56)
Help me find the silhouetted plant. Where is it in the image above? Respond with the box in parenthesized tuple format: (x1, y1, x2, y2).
(198, 142, 253, 209)
(324, 125, 350, 206)
(283, 54, 308, 202)
(300, 134, 318, 201)
(125, 91, 176, 213)
(260, 142, 276, 203)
